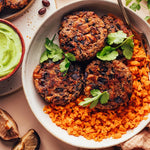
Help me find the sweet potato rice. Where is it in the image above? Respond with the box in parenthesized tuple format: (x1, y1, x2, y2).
(43, 37, 150, 142)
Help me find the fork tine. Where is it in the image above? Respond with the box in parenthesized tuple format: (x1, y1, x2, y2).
(117, 0, 131, 27)
(117, 0, 150, 80)
(141, 33, 150, 56)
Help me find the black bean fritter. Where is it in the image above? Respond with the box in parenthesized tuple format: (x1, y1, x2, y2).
(59, 11, 108, 61)
(0, 0, 4, 12)
(33, 60, 83, 106)
(5, 0, 29, 9)
(102, 14, 133, 63)
(84, 59, 132, 110)
(101, 14, 133, 36)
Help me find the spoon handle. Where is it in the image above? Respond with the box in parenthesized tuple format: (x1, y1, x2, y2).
(117, 0, 131, 26)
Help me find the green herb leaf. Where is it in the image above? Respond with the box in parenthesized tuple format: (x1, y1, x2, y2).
(129, 2, 141, 11)
(97, 31, 134, 61)
(65, 53, 76, 61)
(90, 100, 99, 109)
(51, 52, 63, 62)
(100, 91, 109, 104)
(45, 37, 63, 62)
(121, 38, 134, 59)
(40, 35, 63, 63)
(123, 48, 133, 60)
(97, 51, 119, 61)
(90, 89, 101, 97)
(79, 97, 96, 107)
(126, 0, 133, 6)
(40, 50, 48, 63)
(97, 46, 118, 61)
(145, 16, 150, 21)
(98, 46, 116, 56)
(136, 0, 142, 2)
(147, 0, 150, 9)
(84, 98, 92, 101)
(79, 89, 109, 108)
(107, 31, 127, 45)
(59, 58, 70, 73)
(39, 35, 76, 75)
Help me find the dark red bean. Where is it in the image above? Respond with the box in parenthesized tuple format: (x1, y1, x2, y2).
(42, 0, 50, 7)
(38, 7, 46, 15)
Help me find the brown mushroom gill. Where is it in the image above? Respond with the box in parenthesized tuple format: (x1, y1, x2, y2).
(0, 108, 19, 140)
(12, 129, 40, 150)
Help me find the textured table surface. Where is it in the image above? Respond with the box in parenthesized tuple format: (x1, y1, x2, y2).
(0, 0, 149, 150)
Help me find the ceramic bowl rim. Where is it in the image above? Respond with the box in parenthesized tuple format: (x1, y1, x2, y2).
(0, 19, 25, 82)
(22, 0, 150, 148)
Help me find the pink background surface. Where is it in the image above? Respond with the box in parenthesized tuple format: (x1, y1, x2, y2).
(0, 0, 149, 150)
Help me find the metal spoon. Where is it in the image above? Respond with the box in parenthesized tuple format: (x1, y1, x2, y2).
(117, 0, 150, 56)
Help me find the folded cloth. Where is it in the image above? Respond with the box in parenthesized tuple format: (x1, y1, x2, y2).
(121, 123, 150, 150)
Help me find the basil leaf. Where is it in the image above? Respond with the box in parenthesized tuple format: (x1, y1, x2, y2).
(107, 31, 127, 45)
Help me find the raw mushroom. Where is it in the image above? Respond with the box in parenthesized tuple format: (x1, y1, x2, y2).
(12, 129, 40, 150)
(0, 108, 19, 140)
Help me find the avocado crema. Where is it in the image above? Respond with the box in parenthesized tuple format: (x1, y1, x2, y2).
(0, 23, 22, 77)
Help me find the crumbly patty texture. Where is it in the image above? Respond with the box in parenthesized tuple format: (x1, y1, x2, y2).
(59, 11, 108, 61)
(33, 61, 83, 106)
(101, 14, 133, 36)
(84, 59, 132, 110)
(5, 0, 29, 9)
(0, 0, 4, 12)
(102, 14, 133, 62)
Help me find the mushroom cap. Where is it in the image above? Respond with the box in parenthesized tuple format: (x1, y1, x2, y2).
(12, 129, 40, 150)
(0, 108, 19, 141)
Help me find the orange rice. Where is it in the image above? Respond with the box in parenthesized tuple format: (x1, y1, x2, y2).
(43, 38, 150, 142)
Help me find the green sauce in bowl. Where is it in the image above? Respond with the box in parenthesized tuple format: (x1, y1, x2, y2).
(0, 23, 22, 77)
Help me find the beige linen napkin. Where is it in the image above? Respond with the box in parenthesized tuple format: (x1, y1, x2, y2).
(121, 123, 150, 150)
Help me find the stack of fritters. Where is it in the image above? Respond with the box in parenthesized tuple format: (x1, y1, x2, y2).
(33, 11, 133, 110)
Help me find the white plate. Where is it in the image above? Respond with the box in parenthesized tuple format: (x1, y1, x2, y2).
(22, 0, 150, 149)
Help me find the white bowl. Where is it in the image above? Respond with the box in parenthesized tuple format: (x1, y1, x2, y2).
(22, 0, 150, 149)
